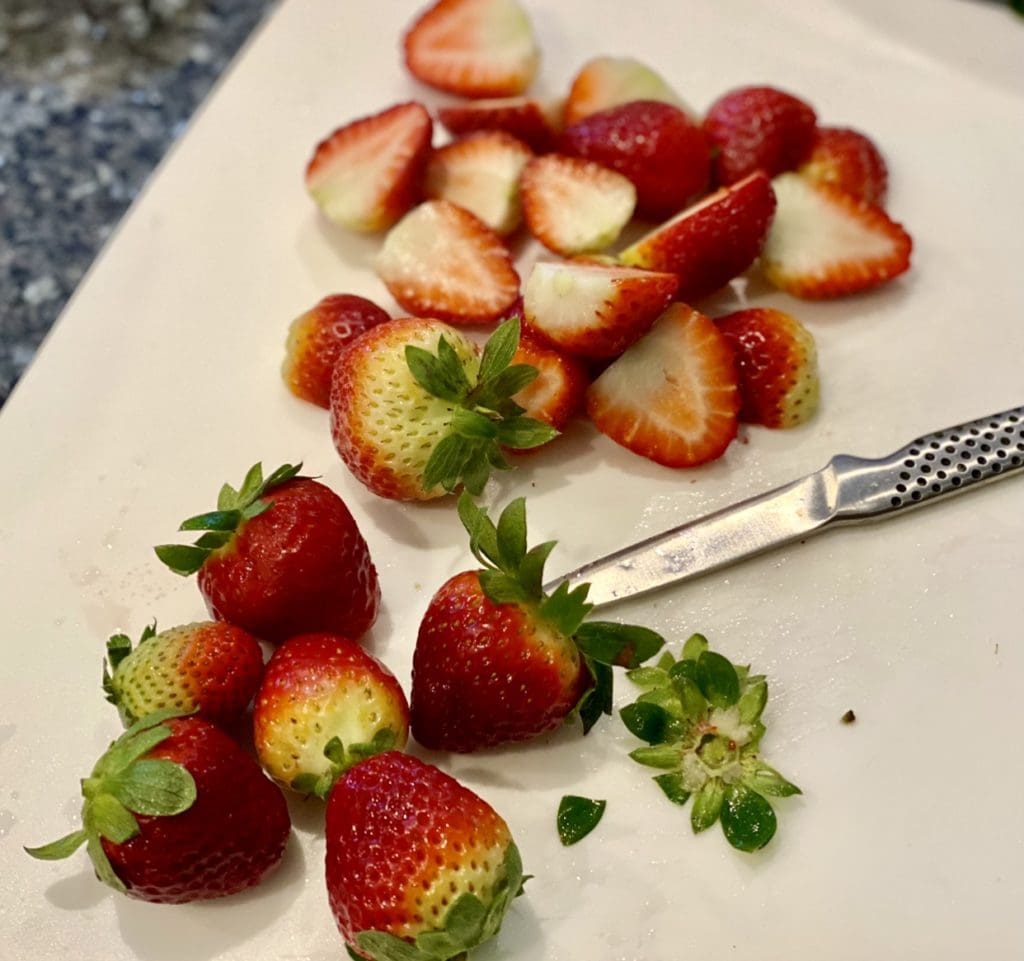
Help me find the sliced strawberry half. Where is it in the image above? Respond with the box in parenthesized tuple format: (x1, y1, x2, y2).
(563, 55, 690, 127)
(511, 330, 590, 430)
(761, 173, 912, 299)
(305, 102, 432, 232)
(587, 303, 740, 468)
(619, 171, 776, 302)
(438, 96, 560, 153)
(523, 261, 679, 361)
(520, 153, 636, 257)
(797, 126, 888, 206)
(424, 131, 534, 236)
(404, 0, 539, 98)
(716, 307, 819, 428)
(375, 200, 520, 323)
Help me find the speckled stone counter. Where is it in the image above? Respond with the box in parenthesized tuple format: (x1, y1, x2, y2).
(0, 0, 276, 407)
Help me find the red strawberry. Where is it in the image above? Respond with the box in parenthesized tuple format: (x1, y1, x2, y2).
(716, 307, 820, 428)
(586, 303, 740, 467)
(27, 713, 290, 903)
(282, 294, 391, 408)
(619, 171, 776, 302)
(103, 621, 263, 729)
(305, 102, 432, 232)
(331, 317, 557, 501)
(563, 55, 689, 127)
(155, 463, 380, 644)
(404, 0, 539, 98)
(411, 496, 663, 752)
(703, 85, 817, 186)
(437, 96, 559, 153)
(561, 100, 710, 220)
(253, 633, 409, 798)
(510, 330, 589, 430)
(326, 752, 525, 959)
(760, 172, 912, 298)
(519, 153, 636, 257)
(424, 131, 534, 236)
(375, 200, 520, 323)
(523, 260, 679, 360)
(797, 126, 888, 205)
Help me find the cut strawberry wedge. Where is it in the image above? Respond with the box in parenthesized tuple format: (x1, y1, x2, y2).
(404, 0, 539, 98)
(564, 55, 690, 127)
(438, 97, 560, 153)
(761, 173, 912, 298)
(619, 171, 776, 302)
(375, 200, 520, 324)
(424, 131, 534, 236)
(587, 303, 740, 468)
(305, 102, 432, 232)
(511, 330, 590, 431)
(520, 154, 637, 257)
(523, 261, 679, 360)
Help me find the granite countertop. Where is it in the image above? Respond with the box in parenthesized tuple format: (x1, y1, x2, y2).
(0, 0, 276, 408)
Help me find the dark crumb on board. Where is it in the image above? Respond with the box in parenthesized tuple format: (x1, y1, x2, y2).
(841, 709, 856, 724)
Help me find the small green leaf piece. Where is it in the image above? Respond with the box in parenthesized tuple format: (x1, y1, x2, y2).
(477, 570, 531, 605)
(478, 317, 521, 383)
(575, 621, 663, 668)
(557, 795, 607, 846)
(742, 760, 801, 798)
(672, 675, 708, 719)
(178, 509, 241, 532)
(696, 650, 740, 708)
(405, 343, 468, 404)
(24, 829, 90, 861)
(451, 408, 499, 440)
(422, 434, 473, 493)
(653, 772, 691, 806)
(495, 498, 528, 572)
(682, 633, 709, 661)
(721, 783, 778, 852)
(494, 416, 558, 450)
(355, 930, 430, 961)
(537, 580, 592, 638)
(87, 793, 140, 845)
(738, 680, 768, 724)
(626, 666, 670, 688)
(153, 544, 209, 576)
(87, 833, 125, 892)
(577, 660, 613, 735)
(691, 777, 726, 833)
(619, 702, 672, 744)
(106, 759, 197, 816)
(518, 540, 557, 598)
(629, 744, 680, 770)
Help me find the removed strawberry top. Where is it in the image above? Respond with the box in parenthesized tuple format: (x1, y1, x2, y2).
(305, 102, 432, 232)
(587, 303, 740, 468)
(403, 0, 539, 98)
(561, 99, 710, 220)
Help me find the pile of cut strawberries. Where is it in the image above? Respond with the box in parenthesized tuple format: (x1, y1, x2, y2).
(28, 1, 915, 958)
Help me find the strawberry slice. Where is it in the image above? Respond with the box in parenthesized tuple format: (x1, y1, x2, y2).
(564, 55, 690, 127)
(511, 330, 590, 430)
(404, 0, 539, 98)
(519, 153, 637, 257)
(586, 303, 740, 467)
(438, 96, 560, 153)
(523, 261, 679, 361)
(375, 200, 520, 323)
(619, 171, 776, 302)
(716, 307, 820, 428)
(304, 102, 432, 232)
(424, 131, 534, 236)
(761, 173, 912, 299)
(797, 126, 888, 206)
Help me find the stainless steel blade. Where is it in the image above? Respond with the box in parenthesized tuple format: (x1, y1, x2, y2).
(547, 404, 1024, 607)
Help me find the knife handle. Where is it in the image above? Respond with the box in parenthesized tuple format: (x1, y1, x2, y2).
(831, 404, 1024, 520)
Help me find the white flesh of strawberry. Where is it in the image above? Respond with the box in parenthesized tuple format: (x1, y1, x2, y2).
(425, 137, 533, 235)
(524, 262, 651, 338)
(568, 56, 694, 122)
(764, 173, 898, 274)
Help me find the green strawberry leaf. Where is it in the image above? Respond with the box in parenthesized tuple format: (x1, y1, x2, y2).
(720, 783, 777, 852)
(653, 772, 691, 806)
(557, 795, 606, 846)
(422, 434, 473, 494)
(472, 367, 540, 412)
(477, 570, 531, 605)
(691, 777, 725, 833)
(620, 702, 673, 745)
(696, 650, 740, 708)
(87, 833, 125, 892)
(495, 497, 528, 571)
(538, 580, 592, 638)
(87, 793, 140, 845)
(574, 621, 663, 668)
(738, 679, 768, 724)
(406, 343, 469, 404)
(456, 492, 499, 570)
(494, 416, 558, 450)
(24, 829, 89, 861)
(261, 462, 303, 494)
(629, 744, 681, 770)
(153, 544, 209, 576)
(682, 632, 709, 661)
(450, 408, 499, 440)
(672, 675, 708, 720)
(741, 759, 802, 798)
(517, 540, 557, 598)
(178, 509, 241, 532)
(477, 317, 521, 383)
(576, 660, 613, 735)
(105, 759, 196, 816)
(355, 931, 430, 961)
(233, 462, 265, 507)
(417, 893, 487, 955)
(459, 447, 492, 497)
(625, 665, 670, 688)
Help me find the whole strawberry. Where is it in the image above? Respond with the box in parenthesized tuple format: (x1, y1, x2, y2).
(561, 99, 710, 220)
(326, 751, 525, 960)
(253, 632, 409, 798)
(411, 495, 663, 752)
(103, 621, 264, 728)
(26, 712, 290, 903)
(155, 462, 380, 644)
(330, 317, 557, 501)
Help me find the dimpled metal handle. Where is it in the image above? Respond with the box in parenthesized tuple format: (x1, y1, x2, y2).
(551, 405, 1024, 607)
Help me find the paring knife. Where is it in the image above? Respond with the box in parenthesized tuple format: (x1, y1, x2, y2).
(547, 405, 1024, 607)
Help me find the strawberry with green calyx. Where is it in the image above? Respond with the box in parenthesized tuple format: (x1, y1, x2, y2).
(155, 462, 380, 644)
(410, 494, 664, 752)
(326, 752, 526, 961)
(253, 632, 410, 799)
(620, 634, 801, 852)
(103, 620, 264, 728)
(331, 317, 558, 501)
(26, 710, 290, 903)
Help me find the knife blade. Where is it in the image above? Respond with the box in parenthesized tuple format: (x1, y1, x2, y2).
(545, 404, 1024, 607)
